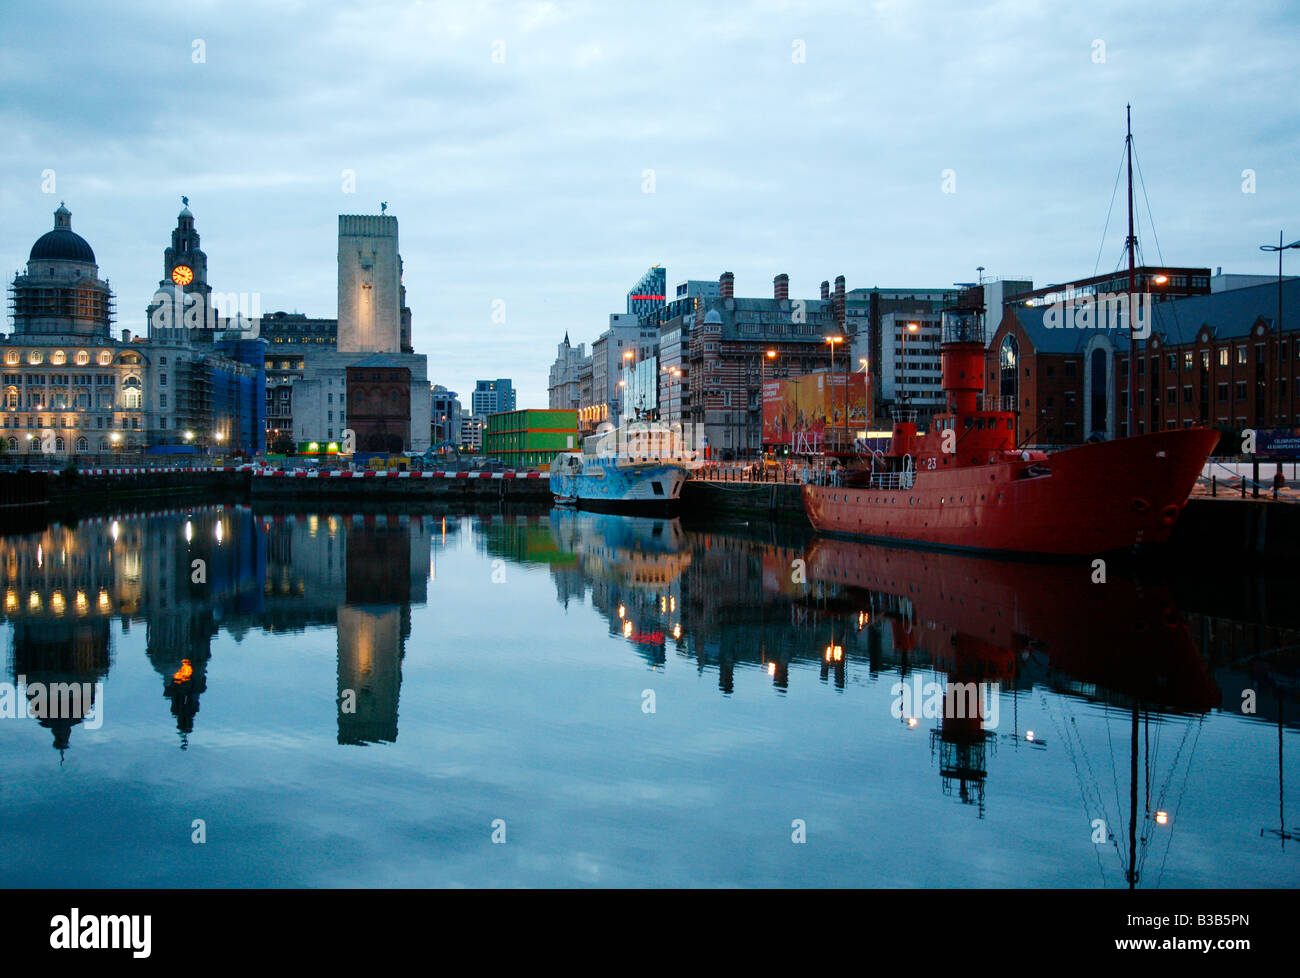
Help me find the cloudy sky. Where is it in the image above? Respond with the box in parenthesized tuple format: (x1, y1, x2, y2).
(2, 0, 1297, 407)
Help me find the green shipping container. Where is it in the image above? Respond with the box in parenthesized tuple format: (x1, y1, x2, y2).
(484, 409, 578, 469)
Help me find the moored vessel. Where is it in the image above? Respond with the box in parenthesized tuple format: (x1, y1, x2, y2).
(550, 420, 702, 514)
(801, 306, 1219, 556)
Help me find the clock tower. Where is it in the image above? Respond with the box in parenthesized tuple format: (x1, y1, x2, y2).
(147, 197, 213, 338)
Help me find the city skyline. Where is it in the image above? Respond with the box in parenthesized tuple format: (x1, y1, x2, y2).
(3, 1, 1298, 409)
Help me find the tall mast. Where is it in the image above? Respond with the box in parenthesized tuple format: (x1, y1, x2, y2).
(1126, 104, 1137, 438)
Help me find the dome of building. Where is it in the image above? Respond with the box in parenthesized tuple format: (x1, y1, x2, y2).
(703, 308, 723, 324)
(28, 203, 96, 264)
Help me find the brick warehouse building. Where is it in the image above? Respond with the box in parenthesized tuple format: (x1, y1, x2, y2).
(345, 354, 411, 453)
(986, 273, 1299, 447)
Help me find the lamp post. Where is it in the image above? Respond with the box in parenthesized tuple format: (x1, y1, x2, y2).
(1261, 232, 1300, 430)
(760, 349, 776, 455)
(904, 321, 920, 410)
(826, 335, 844, 454)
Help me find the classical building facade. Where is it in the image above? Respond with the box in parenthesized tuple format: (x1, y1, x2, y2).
(3, 203, 262, 458)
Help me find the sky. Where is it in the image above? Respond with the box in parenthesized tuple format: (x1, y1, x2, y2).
(2, 0, 1297, 408)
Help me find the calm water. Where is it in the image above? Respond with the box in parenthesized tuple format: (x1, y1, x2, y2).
(1, 503, 1297, 888)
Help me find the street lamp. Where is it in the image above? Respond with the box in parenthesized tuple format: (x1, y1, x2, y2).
(903, 322, 920, 409)
(1261, 232, 1300, 428)
(826, 335, 845, 453)
(757, 349, 777, 455)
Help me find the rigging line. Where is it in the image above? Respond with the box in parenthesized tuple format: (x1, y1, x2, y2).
(1094, 143, 1130, 279)
(1132, 140, 1166, 266)
(1104, 704, 1127, 868)
(1132, 139, 1187, 346)
(1044, 693, 1111, 887)
(1143, 714, 1196, 881)
(1157, 716, 1206, 889)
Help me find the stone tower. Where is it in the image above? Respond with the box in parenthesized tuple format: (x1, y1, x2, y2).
(337, 214, 401, 353)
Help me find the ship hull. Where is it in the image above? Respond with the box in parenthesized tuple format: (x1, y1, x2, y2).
(551, 462, 689, 515)
(801, 428, 1219, 557)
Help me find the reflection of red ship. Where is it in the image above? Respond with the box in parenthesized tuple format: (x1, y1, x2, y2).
(804, 536, 1220, 713)
(802, 308, 1218, 556)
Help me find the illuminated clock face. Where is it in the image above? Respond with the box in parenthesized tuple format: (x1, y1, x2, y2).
(171, 265, 194, 286)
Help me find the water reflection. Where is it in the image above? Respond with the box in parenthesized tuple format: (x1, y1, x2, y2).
(1, 505, 1297, 886)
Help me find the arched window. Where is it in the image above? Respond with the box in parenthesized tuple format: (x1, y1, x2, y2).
(1090, 348, 1108, 436)
(6, 437, 16, 451)
(51, 350, 66, 365)
(4, 388, 17, 409)
(4, 351, 18, 366)
(28, 350, 43, 365)
(97, 351, 112, 365)
(75, 350, 90, 365)
(999, 335, 1019, 407)
(55, 437, 65, 452)
(98, 437, 109, 451)
(76, 437, 88, 452)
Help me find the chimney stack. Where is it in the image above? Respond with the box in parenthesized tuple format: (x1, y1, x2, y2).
(720, 271, 734, 299)
(774, 273, 789, 301)
(122, 328, 132, 344)
(833, 275, 846, 328)
(820, 280, 830, 300)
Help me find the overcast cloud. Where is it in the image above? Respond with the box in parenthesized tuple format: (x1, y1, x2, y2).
(2, 0, 1297, 406)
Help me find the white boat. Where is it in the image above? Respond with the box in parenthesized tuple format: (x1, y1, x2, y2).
(550, 421, 702, 513)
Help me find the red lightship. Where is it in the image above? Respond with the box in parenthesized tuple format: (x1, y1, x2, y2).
(801, 307, 1219, 557)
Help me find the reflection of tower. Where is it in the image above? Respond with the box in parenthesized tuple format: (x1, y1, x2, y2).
(335, 514, 412, 745)
(11, 619, 111, 754)
(928, 636, 1012, 818)
(336, 605, 403, 745)
(146, 614, 214, 748)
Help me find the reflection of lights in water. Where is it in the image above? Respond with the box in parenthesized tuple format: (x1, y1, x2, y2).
(1155, 811, 1170, 826)
(5, 590, 16, 612)
(36, 545, 42, 568)
(670, 596, 675, 612)
(309, 515, 318, 537)
(51, 590, 65, 615)
(184, 521, 193, 542)
(97, 590, 110, 610)
(824, 644, 842, 662)
(672, 623, 681, 640)
(622, 620, 633, 638)
(660, 596, 667, 613)
(215, 521, 224, 544)
(75, 591, 88, 613)
(767, 662, 776, 677)
(858, 611, 869, 629)
(907, 717, 919, 728)
(111, 520, 119, 541)
(617, 604, 625, 619)
(28, 591, 41, 610)
(173, 659, 193, 683)
(1025, 730, 1035, 742)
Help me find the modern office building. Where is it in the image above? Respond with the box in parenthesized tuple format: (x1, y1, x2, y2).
(471, 378, 516, 417)
(627, 265, 667, 327)
(431, 385, 462, 447)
